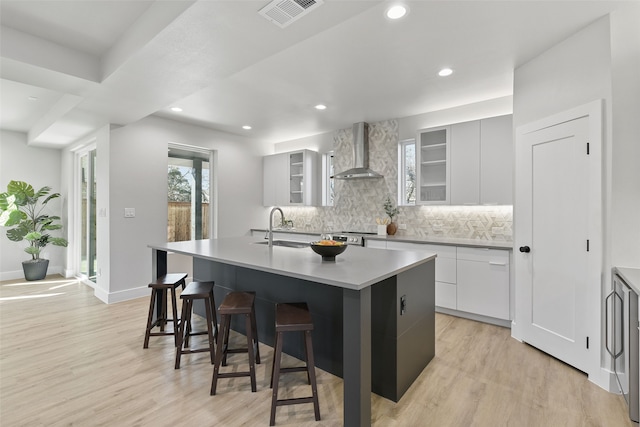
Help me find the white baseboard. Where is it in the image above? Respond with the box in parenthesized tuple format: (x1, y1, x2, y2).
(94, 285, 149, 304)
(0, 265, 64, 282)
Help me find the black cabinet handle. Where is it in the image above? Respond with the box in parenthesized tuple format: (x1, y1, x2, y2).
(519, 246, 530, 253)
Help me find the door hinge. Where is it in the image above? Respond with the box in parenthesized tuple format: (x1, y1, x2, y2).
(586, 336, 589, 349)
(587, 142, 590, 155)
(586, 240, 590, 252)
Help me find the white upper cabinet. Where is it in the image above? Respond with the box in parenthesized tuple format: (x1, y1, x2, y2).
(450, 121, 481, 205)
(263, 153, 288, 206)
(416, 126, 451, 205)
(480, 115, 513, 205)
(419, 115, 513, 206)
(263, 150, 318, 206)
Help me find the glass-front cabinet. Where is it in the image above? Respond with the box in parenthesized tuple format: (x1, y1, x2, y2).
(288, 151, 305, 204)
(416, 126, 450, 204)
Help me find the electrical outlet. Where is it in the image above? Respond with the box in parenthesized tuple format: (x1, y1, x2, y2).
(398, 223, 407, 230)
(492, 226, 504, 235)
(124, 208, 135, 218)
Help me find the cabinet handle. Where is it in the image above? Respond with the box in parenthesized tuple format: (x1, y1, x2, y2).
(613, 291, 624, 359)
(605, 290, 614, 358)
(489, 262, 507, 266)
(519, 246, 530, 253)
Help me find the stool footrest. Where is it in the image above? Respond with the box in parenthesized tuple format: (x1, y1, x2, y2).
(180, 348, 215, 355)
(279, 366, 308, 375)
(215, 371, 253, 379)
(148, 331, 178, 337)
(275, 396, 316, 407)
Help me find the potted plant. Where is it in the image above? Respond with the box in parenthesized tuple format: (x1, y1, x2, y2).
(383, 195, 400, 235)
(0, 180, 68, 281)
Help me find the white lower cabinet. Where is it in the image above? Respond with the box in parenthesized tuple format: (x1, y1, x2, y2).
(385, 241, 457, 310)
(375, 240, 510, 321)
(456, 247, 510, 320)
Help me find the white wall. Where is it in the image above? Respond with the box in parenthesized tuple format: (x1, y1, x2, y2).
(514, 10, 640, 270)
(512, 10, 640, 391)
(274, 95, 514, 154)
(399, 95, 513, 140)
(103, 115, 267, 302)
(0, 130, 65, 280)
(610, 4, 640, 268)
(274, 131, 334, 155)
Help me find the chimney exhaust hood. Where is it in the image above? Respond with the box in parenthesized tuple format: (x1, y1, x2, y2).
(333, 122, 383, 179)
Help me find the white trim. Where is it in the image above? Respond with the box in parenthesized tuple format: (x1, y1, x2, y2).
(321, 151, 334, 206)
(94, 284, 149, 304)
(398, 138, 416, 206)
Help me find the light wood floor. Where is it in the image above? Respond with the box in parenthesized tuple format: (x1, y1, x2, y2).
(0, 276, 633, 426)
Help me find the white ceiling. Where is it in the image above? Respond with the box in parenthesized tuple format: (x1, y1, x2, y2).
(0, 0, 626, 148)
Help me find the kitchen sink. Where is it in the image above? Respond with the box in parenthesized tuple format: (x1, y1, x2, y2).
(254, 240, 310, 249)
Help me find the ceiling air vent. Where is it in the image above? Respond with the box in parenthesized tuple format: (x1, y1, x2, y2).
(259, 0, 324, 28)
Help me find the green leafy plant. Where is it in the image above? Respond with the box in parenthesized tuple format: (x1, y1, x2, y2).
(383, 196, 399, 223)
(0, 180, 68, 261)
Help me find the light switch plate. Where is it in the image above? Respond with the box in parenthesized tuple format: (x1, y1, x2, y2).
(124, 208, 135, 218)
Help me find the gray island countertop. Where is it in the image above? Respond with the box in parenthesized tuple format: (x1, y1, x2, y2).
(148, 236, 436, 291)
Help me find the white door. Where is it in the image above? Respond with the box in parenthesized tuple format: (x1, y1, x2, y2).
(516, 115, 592, 373)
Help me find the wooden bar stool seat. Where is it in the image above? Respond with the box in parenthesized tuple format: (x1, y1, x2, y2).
(143, 273, 187, 348)
(210, 291, 261, 395)
(175, 281, 219, 369)
(269, 302, 320, 426)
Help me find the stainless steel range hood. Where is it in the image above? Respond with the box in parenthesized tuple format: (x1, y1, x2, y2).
(333, 122, 383, 179)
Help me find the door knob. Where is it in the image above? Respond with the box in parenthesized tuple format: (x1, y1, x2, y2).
(519, 246, 530, 253)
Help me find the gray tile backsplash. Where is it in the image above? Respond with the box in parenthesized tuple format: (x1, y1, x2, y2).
(280, 119, 512, 242)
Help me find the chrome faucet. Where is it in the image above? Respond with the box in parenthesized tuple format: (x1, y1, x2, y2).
(268, 207, 284, 247)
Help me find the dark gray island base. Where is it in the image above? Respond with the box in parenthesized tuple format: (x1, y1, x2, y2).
(150, 237, 436, 426)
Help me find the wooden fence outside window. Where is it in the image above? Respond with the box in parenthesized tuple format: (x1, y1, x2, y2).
(168, 202, 209, 242)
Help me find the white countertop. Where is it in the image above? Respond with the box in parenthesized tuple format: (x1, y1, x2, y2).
(364, 234, 513, 249)
(149, 236, 436, 291)
(251, 228, 512, 250)
(615, 267, 640, 295)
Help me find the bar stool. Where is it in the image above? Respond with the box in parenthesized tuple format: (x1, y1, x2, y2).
(175, 281, 219, 369)
(269, 302, 320, 426)
(143, 273, 187, 348)
(210, 291, 261, 395)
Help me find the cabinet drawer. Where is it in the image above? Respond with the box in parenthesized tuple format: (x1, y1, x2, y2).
(436, 257, 456, 284)
(436, 282, 456, 310)
(456, 246, 509, 264)
(386, 242, 456, 258)
(385, 242, 456, 283)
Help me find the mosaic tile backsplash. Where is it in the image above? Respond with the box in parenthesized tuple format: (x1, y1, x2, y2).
(279, 119, 512, 242)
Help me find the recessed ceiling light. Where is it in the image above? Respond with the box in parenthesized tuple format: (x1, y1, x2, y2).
(242, 125, 252, 130)
(438, 68, 453, 77)
(386, 5, 407, 20)
(314, 104, 327, 110)
(170, 107, 183, 112)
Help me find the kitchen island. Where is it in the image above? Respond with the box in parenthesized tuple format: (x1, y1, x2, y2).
(149, 237, 436, 427)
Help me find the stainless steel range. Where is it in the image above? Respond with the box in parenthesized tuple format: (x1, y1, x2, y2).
(326, 231, 376, 247)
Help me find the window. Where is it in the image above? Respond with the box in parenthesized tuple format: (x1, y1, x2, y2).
(167, 144, 212, 242)
(399, 139, 416, 205)
(322, 151, 335, 206)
